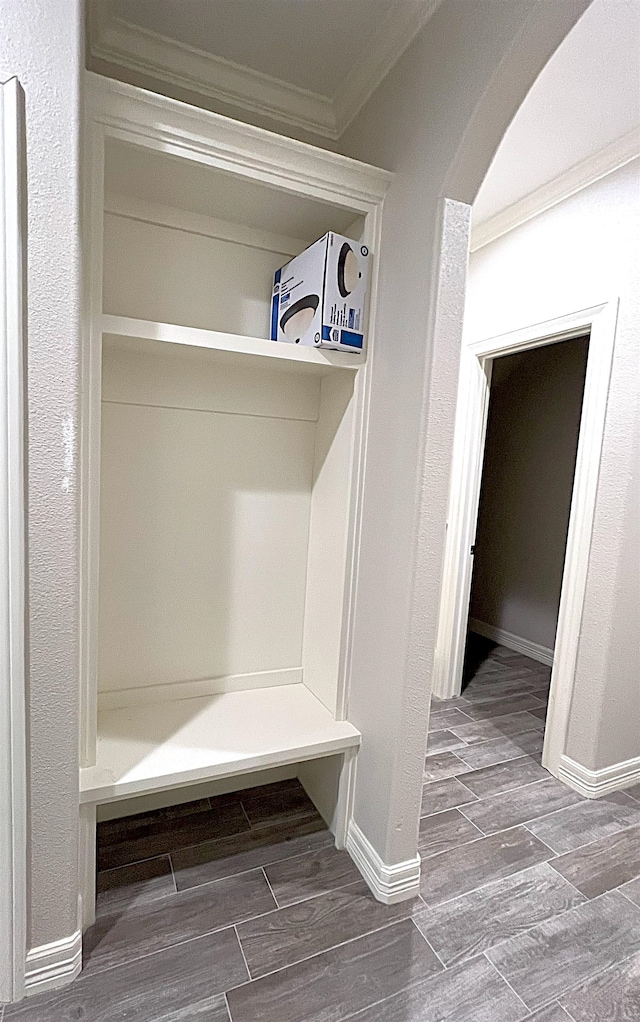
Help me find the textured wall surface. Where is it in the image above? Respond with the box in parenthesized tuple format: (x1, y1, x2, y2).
(467, 158, 640, 771)
(470, 338, 589, 650)
(0, 1, 82, 948)
(336, 0, 590, 864)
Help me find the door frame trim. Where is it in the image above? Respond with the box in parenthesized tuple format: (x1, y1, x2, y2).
(432, 299, 618, 777)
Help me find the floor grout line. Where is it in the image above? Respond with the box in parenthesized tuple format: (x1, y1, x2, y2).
(409, 916, 447, 970)
(260, 866, 280, 909)
(232, 924, 253, 983)
(483, 953, 531, 1016)
(167, 852, 178, 894)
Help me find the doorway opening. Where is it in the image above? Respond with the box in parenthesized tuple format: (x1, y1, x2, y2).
(461, 335, 590, 732)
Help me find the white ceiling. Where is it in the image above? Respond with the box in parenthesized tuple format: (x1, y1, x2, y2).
(474, 0, 640, 225)
(88, 0, 441, 138)
(106, 0, 397, 97)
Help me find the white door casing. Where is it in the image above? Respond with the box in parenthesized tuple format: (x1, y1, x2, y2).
(432, 300, 618, 777)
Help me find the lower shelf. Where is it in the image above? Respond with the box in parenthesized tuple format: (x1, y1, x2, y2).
(80, 683, 360, 805)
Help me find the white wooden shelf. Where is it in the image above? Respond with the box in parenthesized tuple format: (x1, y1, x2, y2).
(80, 684, 361, 805)
(102, 315, 364, 374)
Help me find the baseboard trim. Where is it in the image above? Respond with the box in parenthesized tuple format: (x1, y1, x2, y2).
(25, 930, 82, 996)
(559, 754, 640, 800)
(469, 618, 553, 666)
(346, 821, 420, 904)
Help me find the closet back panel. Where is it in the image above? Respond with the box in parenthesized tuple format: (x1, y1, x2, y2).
(103, 213, 289, 337)
(99, 347, 318, 695)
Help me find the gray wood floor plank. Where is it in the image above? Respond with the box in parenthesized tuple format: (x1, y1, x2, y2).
(461, 693, 546, 720)
(3, 929, 244, 1021)
(486, 890, 640, 1011)
(620, 876, 640, 908)
(171, 818, 332, 891)
(96, 855, 175, 917)
(426, 729, 468, 754)
(241, 780, 320, 829)
(264, 845, 361, 907)
(455, 731, 544, 771)
(462, 674, 548, 701)
(414, 862, 585, 966)
(560, 950, 640, 1022)
(235, 880, 412, 979)
(420, 825, 554, 906)
(84, 867, 275, 975)
(226, 918, 441, 1022)
(423, 751, 471, 781)
(420, 777, 477, 818)
(527, 793, 640, 854)
(550, 822, 640, 898)
(529, 706, 548, 722)
(462, 778, 584, 835)
(522, 1005, 574, 1021)
(418, 808, 484, 859)
(428, 706, 473, 731)
(338, 954, 525, 1022)
(450, 711, 544, 746)
(625, 783, 640, 803)
(459, 755, 548, 799)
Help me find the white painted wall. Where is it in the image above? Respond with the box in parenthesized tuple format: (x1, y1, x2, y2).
(0, 0, 82, 951)
(470, 337, 589, 650)
(335, 0, 590, 865)
(466, 158, 640, 770)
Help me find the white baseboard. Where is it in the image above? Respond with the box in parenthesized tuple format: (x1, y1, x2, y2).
(346, 820, 420, 904)
(559, 754, 640, 800)
(25, 930, 82, 996)
(469, 618, 553, 667)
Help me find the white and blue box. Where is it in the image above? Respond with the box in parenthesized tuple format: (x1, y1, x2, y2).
(271, 233, 369, 352)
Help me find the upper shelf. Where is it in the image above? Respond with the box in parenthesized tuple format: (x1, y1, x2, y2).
(102, 315, 364, 375)
(80, 683, 361, 805)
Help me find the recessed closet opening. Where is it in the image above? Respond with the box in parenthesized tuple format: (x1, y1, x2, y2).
(79, 85, 391, 928)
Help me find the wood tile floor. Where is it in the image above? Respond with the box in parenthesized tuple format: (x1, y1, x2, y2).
(4, 638, 640, 1020)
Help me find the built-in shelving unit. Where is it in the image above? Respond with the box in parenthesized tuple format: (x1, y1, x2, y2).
(79, 73, 390, 927)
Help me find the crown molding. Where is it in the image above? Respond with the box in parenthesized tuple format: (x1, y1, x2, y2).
(471, 126, 640, 251)
(87, 0, 441, 140)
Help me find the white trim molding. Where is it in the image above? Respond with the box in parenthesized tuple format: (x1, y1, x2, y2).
(433, 300, 619, 783)
(471, 127, 640, 251)
(0, 76, 28, 1006)
(469, 618, 553, 667)
(346, 821, 421, 904)
(559, 755, 640, 800)
(24, 931, 82, 997)
(87, 0, 442, 139)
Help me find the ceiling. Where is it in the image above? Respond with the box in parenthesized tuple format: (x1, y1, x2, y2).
(474, 0, 640, 227)
(87, 0, 442, 138)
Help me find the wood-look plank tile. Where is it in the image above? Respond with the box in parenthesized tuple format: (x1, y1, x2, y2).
(527, 792, 640, 854)
(3, 928, 244, 1021)
(97, 799, 250, 870)
(462, 777, 583, 834)
(625, 782, 640, 803)
(264, 845, 361, 907)
(96, 855, 175, 917)
(341, 953, 525, 1022)
(84, 867, 275, 975)
(621, 876, 640, 908)
(529, 705, 548, 722)
(426, 729, 467, 754)
(97, 797, 214, 846)
(486, 890, 640, 1010)
(522, 1004, 574, 1021)
(450, 711, 544, 746)
(430, 695, 472, 712)
(462, 673, 547, 701)
(455, 730, 544, 770)
(420, 777, 477, 818)
(418, 809, 483, 859)
(461, 693, 546, 720)
(459, 755, 548, 799)
(236, 880, 412, 978)
(414, 862, 584, 966)
(560, 949, 640, 1021)
(241, 779, 319, 828)
(550, 822, 640, 898)
(423, 751, 470, 781)
(420, 825, 553, 906)
(428, 706, 473, 732)
(226, 919, 441, 1022)
(172, 818, 332, 891)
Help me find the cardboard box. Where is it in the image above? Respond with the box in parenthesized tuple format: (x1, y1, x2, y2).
(271, 233, 369, 352)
